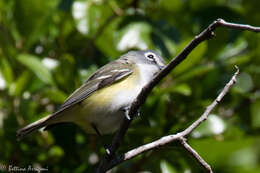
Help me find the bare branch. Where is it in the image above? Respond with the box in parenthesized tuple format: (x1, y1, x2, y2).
(106, 67, 239, 171)
(178, 66, 239, 136)
(179, 137, 213, 173)
(216, 19, 260, 32)
(96, 18, 257, 173)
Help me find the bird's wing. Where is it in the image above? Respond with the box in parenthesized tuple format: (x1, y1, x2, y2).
(51, 60, 133, 116)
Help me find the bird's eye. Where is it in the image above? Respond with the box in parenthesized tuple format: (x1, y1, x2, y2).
(148, 54, 154, 59)
(145, 52, 155, 61)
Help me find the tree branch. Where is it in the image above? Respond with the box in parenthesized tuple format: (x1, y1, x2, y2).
(96, 18, 260, 173)
(179, 137, 213, 173)
(106, 67, 239, 172)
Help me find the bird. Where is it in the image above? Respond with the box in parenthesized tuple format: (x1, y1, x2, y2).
(16, 50, 165, 140)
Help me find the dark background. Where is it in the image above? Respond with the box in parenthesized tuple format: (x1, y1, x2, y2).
(0, 0, 260, 172)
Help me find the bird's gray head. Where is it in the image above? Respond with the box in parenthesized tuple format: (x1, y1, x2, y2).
(120, 50, 166, 85)
(122, 50, 165, 70)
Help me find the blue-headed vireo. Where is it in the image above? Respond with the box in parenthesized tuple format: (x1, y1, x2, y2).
(17, 50, 165, 140)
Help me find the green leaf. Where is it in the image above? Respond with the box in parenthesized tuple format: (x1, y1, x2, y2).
(9, 71, 32, 96)
(228, 147, 258, 168)
(0, 72, 6, 90)
(161, 0, 184, 12)
(173, 41, 207, 76)
(160, 160, 177, 173)
(72, 0, 113, 36)
(174, 63, 215, 82)
(192, 114, 226, 138)
(250, 99, 260, 128)
(233, 72, 253, 93)
(95, 18, 121, 58)
(190, 137, 256, 166)
(13, 0, 59, 47)
(218, 37, 248, 60)
(16, 54, 54, 85)
(43, 88, 67, 103)
(172, 83, 192, 96)
(115, 22, 153, 51)
(49, 145, 64, 157)
(0, 58, 14, 86)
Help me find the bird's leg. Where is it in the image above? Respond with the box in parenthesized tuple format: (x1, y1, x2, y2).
(91, 123, 111, 155)
(122, 106, 131, 120)
(122, 106, 140, 120)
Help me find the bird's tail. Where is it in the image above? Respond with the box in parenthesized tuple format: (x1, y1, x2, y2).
(16, 115, 52, 140)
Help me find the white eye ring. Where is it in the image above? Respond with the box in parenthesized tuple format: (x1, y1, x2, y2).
(145, 52, 156, 61)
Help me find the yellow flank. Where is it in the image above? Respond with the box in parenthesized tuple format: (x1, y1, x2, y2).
(80, 66, 139, 114)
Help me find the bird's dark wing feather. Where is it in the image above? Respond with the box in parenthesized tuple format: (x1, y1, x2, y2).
(51, 60, 133, 117)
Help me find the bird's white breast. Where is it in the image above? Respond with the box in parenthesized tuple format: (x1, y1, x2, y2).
(76, 63, 159, 134)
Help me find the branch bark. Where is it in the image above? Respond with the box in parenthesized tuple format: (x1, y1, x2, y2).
(96, 18, 260, 173)
(106, 67, 238, 172)
(179, 137, 213, 173)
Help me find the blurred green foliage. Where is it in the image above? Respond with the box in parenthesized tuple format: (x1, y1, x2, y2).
(0, 0, 260, 172)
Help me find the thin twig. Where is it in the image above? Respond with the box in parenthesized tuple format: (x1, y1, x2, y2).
(179, 137, 213, 173)
(106, 67, 239, 171)
(216, 19, 260, 32)
(96, 18, 258, 173)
